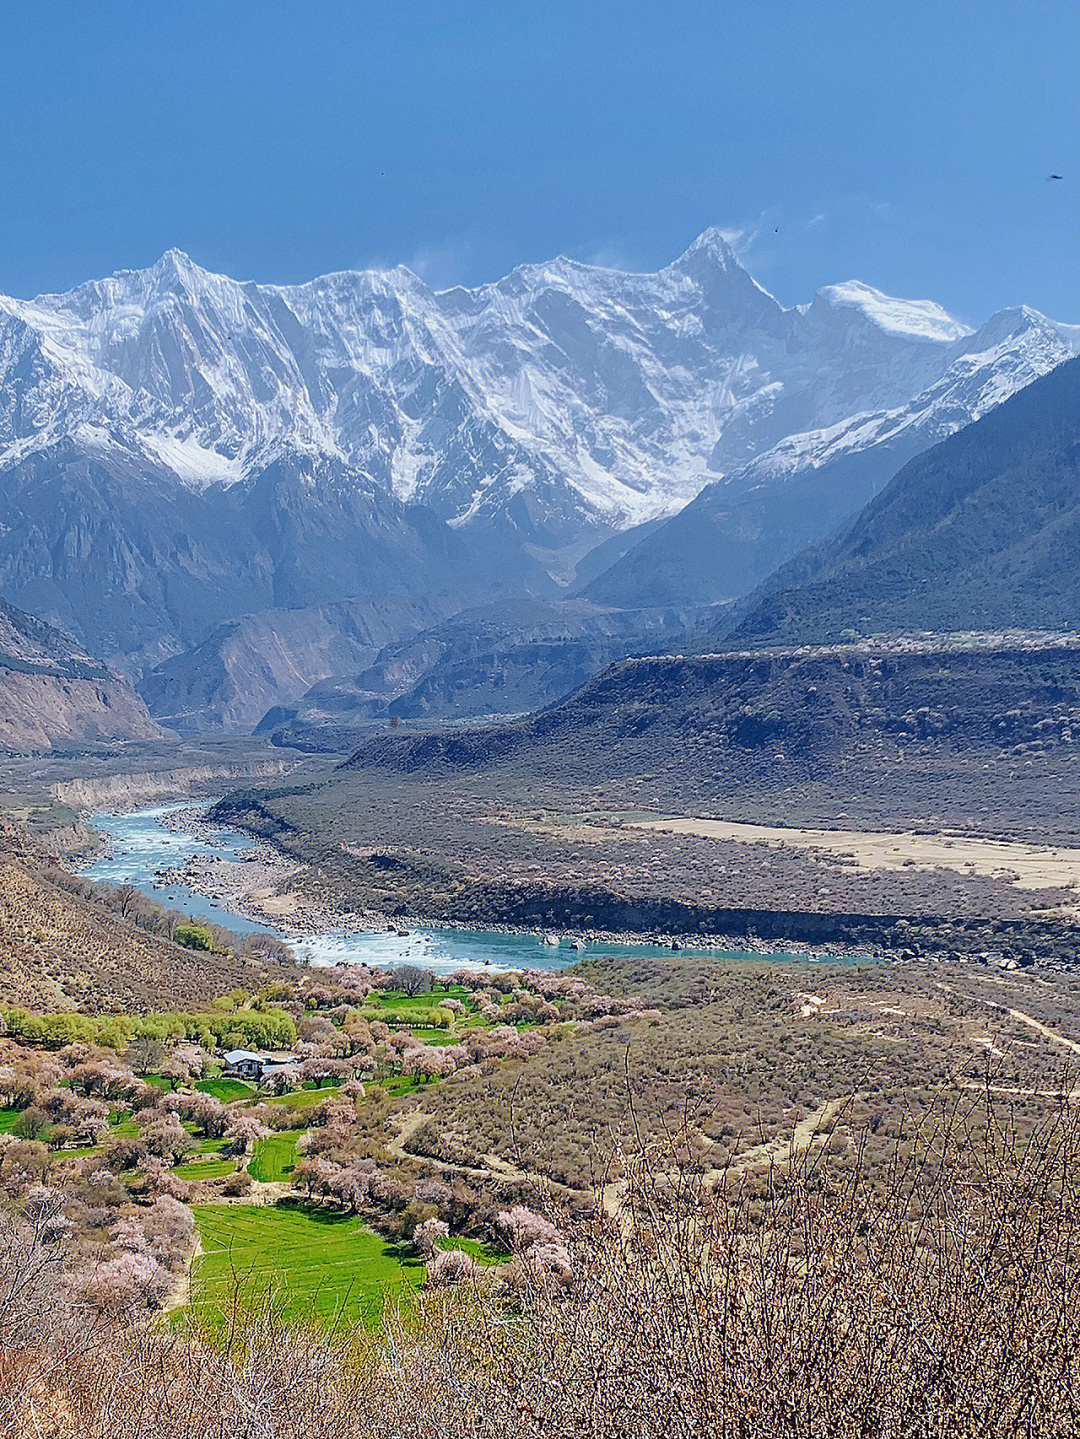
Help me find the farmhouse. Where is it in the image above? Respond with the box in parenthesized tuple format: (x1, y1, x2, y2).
(221, 1049, 297, 1081)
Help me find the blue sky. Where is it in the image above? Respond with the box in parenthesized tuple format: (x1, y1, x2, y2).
(2, 1, 1078, 324)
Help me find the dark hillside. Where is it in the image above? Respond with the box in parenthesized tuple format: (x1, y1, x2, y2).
(581, 435, 921, 609)
(729, 355, 1080, 645)
(342, 637, 1080, 790)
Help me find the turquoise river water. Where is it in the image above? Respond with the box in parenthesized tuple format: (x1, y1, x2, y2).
(81, 802, 852, 974)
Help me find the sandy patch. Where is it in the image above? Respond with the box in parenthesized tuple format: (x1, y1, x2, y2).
(632, 817, 1080, 900)
(253, 889, 301, 918)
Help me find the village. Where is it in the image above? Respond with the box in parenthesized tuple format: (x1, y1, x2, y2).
(0, 952, 652, 1326)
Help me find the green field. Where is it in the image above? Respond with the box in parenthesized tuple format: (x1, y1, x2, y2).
(362, 984, 469, 1011)
(194, 1077, 255, 1102)
(190, 1205, 424, 1328)
(264, 1082, 342, 1110)
(173, 1156, 237, 1181)
(193, 1136, 231, 1154)
(0, 1108, 22, 1134)
(371, 1074, 421, 1098)
(249, 1132, 298, 1182)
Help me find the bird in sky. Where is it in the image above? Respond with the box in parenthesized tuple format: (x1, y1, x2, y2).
(1047, 174, 1064, 181)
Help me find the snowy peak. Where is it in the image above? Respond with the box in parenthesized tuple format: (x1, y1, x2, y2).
(0, 231, 1075, 558)
(668, 226, 741, 270)
(958, 304, 1080, 355)
(812, 281, 970, 344)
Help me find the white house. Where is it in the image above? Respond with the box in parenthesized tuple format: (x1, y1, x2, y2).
(221, 1049, 296, 1082)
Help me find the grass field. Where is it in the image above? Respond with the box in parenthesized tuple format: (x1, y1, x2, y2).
(264, 1082, 342, 1110)
(0, 1108, 22, 1134)
(363, 985, 470, 1011)
(193, 1136, 231, 1155)
(249, 1132, 298, 1182)
(173, 1157, 237, 1181)
(195, 1077, 255, 1102)
(371, 1075, 422, 1098)
(190, 1205, 424, 1328)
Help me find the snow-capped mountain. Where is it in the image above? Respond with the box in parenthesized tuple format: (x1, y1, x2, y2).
(0, 231, 1076, 666)
(583, 304, 1080, 608)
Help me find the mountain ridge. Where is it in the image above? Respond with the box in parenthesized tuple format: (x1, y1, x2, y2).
(725, 353, 1080, 645)
(2, 232, 1077, 715)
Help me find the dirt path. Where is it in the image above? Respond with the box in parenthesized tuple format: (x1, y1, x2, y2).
(937, 979, 1080, 1057)
(387, 1101, 848, 1224)
(726, 1098, 845, 1177)
(386, 1109, 581, 1197)
(599, 1098, 846, 1221)
(957, 1080, 1080, 1101)
(999, 1006, 1080, 1055)
(163, 1238, 203, 1315)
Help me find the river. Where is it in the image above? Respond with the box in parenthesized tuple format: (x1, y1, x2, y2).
(80, 802, 850, 974)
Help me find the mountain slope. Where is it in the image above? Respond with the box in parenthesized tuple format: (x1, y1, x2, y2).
(584, 308, 1080, 607)
(329, 636, 1080, 850)
(139, 596, 447, 733)
(728, 354, 1080, 645)
(261, 598, 715, 747)
(0, 599, 166, 751)
(0, 445, 481, 667)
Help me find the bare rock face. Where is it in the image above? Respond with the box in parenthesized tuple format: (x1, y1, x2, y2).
(139, 595, 448, 733)
(0, 599, 166, 752)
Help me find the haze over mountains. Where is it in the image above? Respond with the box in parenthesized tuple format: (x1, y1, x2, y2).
(0, 599, 164, 751)
(1, 231, 1078, 743)
(261, 597, 712, 749)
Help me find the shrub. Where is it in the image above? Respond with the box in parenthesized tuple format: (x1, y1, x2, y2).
(425, 1246, 480, 1287)
(173, 924, 215, 953)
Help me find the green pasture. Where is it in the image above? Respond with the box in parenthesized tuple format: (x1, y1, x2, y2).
(189, 1204, 424, 1328)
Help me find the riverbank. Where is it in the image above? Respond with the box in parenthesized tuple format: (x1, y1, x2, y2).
(83, 802, 889, 972)
(209, 765, 1080, 971)
(172, 802, 896, 960)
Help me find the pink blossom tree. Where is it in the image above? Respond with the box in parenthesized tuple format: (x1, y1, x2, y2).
(413, 1216, 450, 1258)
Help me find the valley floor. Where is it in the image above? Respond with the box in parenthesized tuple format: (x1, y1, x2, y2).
(631, 814, 1080, 909)
(211, 752, 1080, 965)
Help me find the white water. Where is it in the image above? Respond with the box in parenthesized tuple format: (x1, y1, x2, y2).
(81, 802, 848, 974)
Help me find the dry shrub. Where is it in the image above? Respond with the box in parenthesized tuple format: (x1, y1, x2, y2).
(3, 1087, 1080, 1437)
